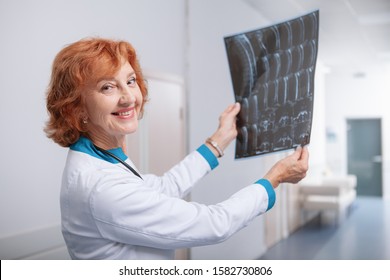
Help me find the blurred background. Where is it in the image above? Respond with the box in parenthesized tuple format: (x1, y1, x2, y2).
(0, 0, 389, 260)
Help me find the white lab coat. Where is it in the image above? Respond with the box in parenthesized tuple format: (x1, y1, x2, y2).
(60, 136, 275, 259)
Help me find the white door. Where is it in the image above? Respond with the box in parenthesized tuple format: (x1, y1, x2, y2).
(126, 72, 188, 259)
(127, 72, 186, 175)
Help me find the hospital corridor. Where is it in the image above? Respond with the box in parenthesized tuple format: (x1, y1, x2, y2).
(260, 196, 390, 260)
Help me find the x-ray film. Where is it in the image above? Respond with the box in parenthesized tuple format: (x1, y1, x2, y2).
(224, 10, 319, 159)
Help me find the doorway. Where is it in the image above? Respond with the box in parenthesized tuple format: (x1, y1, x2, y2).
(126, 72, 186, 175)
(126, 71, 188, 259)
(347, 118, 382, 197)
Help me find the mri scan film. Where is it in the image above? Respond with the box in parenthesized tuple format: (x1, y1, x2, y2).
(225, 10, 319, 159)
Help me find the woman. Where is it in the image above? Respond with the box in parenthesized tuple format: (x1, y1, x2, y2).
(45, 37, 309, 260)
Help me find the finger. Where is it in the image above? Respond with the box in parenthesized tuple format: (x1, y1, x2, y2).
(225, 104, 235, 112)
(225, 102, 240, 113)
(232, 102, 240, 114)
(222, 103, 240, 121)
(292, 145, 303, 159)
(299, 145, 309, 161)
(220, 105, 234, 120)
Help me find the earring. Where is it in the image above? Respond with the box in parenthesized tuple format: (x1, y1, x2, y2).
(82, 118, 88, 124)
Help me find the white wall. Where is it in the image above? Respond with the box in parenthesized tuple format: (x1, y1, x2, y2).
(325, 64, 390, 200)
(0, 0, 186, 258)
(187, 0, 270, 260)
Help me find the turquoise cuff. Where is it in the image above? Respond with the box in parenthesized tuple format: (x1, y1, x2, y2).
(197, 144, 219, 170)
(255, 179, 276, 211)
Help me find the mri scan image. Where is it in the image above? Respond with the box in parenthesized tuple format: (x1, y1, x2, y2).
(224, 10, 319, 159)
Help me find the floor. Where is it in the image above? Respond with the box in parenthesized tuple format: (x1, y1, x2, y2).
(259, 196, 390, 260)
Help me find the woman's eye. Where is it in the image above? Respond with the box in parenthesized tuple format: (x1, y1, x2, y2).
(127, 77, 136, 86)
(101, 84, 114, 92)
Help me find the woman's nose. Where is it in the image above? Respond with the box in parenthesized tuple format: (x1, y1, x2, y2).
(120, 85, 136, 104)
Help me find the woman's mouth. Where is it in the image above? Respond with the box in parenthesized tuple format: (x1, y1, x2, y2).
(112, 108, 135, 119)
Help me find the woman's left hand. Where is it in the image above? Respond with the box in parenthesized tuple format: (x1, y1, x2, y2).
(206, 102, 240, 156)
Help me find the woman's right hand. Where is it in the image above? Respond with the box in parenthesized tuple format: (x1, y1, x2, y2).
(263, 146, 309, 188)
(206, 102, 241, 157)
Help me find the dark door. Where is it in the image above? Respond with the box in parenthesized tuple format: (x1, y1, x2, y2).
(347, 118, 382, 196)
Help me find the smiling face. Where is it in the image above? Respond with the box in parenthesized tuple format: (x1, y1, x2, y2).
(83, 60, 143, 149)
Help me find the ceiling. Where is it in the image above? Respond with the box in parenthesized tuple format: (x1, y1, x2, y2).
(244, 0, 390, 75)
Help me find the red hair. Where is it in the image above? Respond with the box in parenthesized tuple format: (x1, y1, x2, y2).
(44, 37, 148, 147)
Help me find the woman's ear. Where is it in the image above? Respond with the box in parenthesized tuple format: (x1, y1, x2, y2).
(79, 109, 89, 128)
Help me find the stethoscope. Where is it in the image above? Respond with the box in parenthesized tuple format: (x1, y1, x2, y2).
(94, 145, 143, 180)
